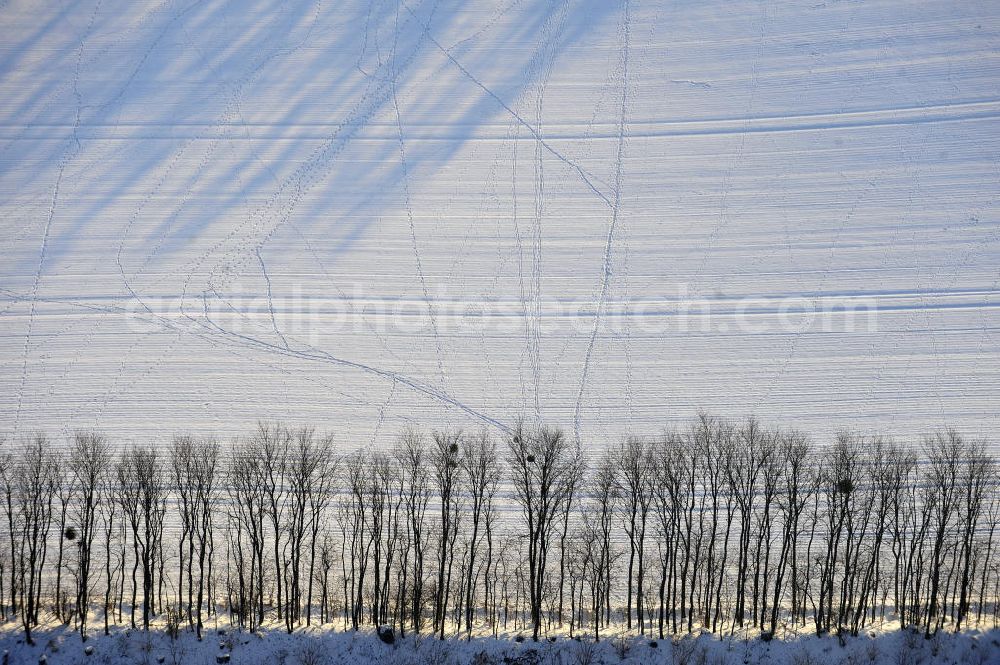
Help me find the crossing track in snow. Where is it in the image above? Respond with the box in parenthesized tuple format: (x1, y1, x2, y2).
(0, 0, 998, 448)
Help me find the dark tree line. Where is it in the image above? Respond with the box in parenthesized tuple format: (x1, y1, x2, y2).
(0, 417, 997, 644)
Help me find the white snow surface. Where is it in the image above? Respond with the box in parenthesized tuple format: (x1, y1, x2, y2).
(0, 622, 998, 665)
(1, 0, 999, 448)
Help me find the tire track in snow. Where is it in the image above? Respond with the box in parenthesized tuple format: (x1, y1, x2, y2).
(93, 0, 202, 117)
(1, 281, 411, 427)
(10, 98, 999, 144)
(573, 0, 630, 445)
(898, 127, 948, 422)
(530, 115, 543, 424)
(281, 219, 420, 375)
(530, 88, 550, 426)
(201, 287, 378, 408)
(309, 271, 416, 375)
(58, 2, 226, 432)
(196, 266, 509, 433)
(89, 329, 183, 429)
(510, 0, 571, 425)
(0, 0, 180, 165)
(464, 74, 521, 417)
(112, 1, 322, 320)
(921, 158, 1000, 425)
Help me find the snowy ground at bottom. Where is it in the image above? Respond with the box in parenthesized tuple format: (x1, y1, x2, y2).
(0, 620, 997, 665)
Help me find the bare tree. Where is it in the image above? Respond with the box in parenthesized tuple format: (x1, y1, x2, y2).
(69, 431, 110, 640)
(506, 423, 582, 641)
(0, 441, 17, 619)
(752, 433, 780, 629)
(460, 428, 500, 638)
(305, 435, 337, 627)
(615, 435, 653, 632)
(697, 415, 729, 632)
(431, 429, 463, 639)
(228, 440, 267, 631)
(366, 450, 387, 626)
(100, 461, 121, 635)
(587, 452, 618, 640)
(923, 430, 964, 637)
(652, 432, 683, 635)
(117, 447, 165, 631)
(285, 427, 331, 632)
(887, 445, 920, 628)
(53, 452, 74, 624)
(14, 435, 58, 645)
(252, 423, 291, 624)
(398, 430, 431, 632)
(815, 432, 877, 636)
(730, 417, 767, 629)
(768, 430, 814, 635)
(342, 450, 369, 630)
(849, 437, 897, 635)
(955, 437, 992, 631)
(171, 436, 197, 628)
(191, 437, 219, 638)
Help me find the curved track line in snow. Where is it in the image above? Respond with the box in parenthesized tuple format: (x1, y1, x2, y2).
(370, 378, 398, 448)
(194, 300, 512, 434)
(573, 0, 630, 445)
(111, 0, 325, 358)
(12, 0, 103, 432)
(523, 2, 571, 426)
(0, 286, 511, 434)
(256, 247, 290, 350)
(0, 287, 383, 428)
(402, 0, 614, 210)
(13, 160, 64, 432)
(390, 3, 448, 386)
(177, 2, 437, 308)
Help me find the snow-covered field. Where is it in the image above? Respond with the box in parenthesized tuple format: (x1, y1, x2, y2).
(1, 0, 998, 448)
(1, 621, 998, 665)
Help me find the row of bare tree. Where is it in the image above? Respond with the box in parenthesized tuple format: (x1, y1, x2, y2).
(0, 416, 996, 645)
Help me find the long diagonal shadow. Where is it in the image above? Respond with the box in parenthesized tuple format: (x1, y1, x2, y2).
(0, 0, 621, 435)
